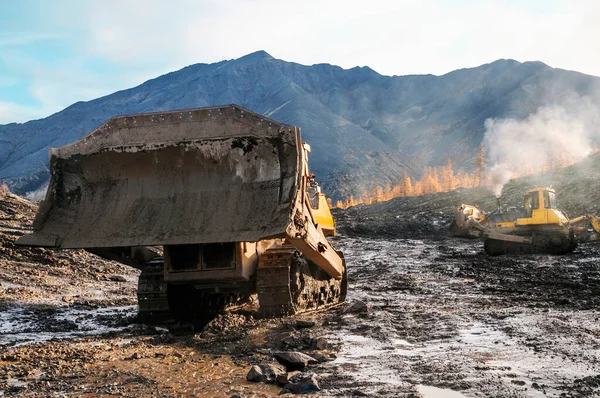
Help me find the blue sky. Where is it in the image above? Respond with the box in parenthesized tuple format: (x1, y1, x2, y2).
(0, 0, 598, 124)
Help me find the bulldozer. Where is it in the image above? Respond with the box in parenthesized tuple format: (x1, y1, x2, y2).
(453, 187, 600, 255)
(16, 105, 347, 319)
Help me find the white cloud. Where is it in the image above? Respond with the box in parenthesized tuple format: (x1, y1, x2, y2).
(0, 75, 18, 88)
(0, 101, 60, 124)
(0, 103, 11, 121)
(0, 33, 66, 47)
(3, 0, 600, 124)
(75, 0, 600, 77)
(83, 0, 195, 65)
(1, 48, 121, 110)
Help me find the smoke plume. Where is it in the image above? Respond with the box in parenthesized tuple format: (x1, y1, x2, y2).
(489, 163, 511, 197)
(483, 93, 600, 195)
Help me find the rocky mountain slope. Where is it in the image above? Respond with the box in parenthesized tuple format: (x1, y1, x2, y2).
(2, 51, 599, 198)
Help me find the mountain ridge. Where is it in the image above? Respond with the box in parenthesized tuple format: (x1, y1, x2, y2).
(1, 52, 599, 199)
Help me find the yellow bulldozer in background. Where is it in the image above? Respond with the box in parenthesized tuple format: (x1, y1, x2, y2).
(453, 187, 600, 255)
(17, 105, 347, 319)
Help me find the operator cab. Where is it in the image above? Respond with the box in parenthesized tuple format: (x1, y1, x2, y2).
(524, 187, 557, 216)
(517, 187, 567, 226)
(306, 172, 321, 209)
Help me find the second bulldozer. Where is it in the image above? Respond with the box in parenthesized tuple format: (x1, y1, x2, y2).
(453, 187, 600, 255)
(17, 105, 347, 319)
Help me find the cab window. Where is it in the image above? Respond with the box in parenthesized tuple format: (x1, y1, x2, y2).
(544, 191, 556, 209)
(524, 195, 532, 215)
(531, 192, 539, 210)
(307, 186, 319, 209)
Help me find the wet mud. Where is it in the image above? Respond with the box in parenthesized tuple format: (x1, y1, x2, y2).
(318, 236, 600, 397)
(2, 190, 600, 397)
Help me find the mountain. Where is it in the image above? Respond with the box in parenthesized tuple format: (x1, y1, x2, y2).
(1, 51, 600, 199)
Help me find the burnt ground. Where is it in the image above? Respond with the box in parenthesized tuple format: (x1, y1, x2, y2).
(2, 163, 600, 398)
(333, 152, 600, 240)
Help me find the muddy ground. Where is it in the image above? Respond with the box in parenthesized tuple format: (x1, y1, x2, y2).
(322, 237, 600, 397)
(2, 178, 600, 397)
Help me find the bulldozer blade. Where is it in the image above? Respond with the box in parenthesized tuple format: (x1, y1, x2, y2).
(449, 204, 485, 239)
(17, 105, 301, 248)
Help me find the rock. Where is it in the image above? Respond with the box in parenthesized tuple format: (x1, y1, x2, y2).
(263, 364, 288, 383)
(307, 351, 335, 363)
(246, 365, 264, 382)
(295, 319, 316, 328)
(282, 335, 301, 348)
(246, 363, 287, 383)
(204, 313, 247, 334)
(280, 373, 320, 394)
(343, 300, 370, 314)
(313, 337, 327, 350)
(276, 370, 300, 386)
(274, 352, 318, 371)
(281, 331, 314, 350)
(109, 275, 127, 282)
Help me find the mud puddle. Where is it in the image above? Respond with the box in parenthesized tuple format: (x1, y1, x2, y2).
(0, 304, 138, 346)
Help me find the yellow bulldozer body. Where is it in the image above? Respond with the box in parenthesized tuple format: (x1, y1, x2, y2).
(452, 186, 600, 255)
(492, 188, 570, 232)
(514, 188, 569, 227)
(16, 105, 347, 317)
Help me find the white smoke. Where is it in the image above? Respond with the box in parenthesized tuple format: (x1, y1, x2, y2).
(25, 182, 49, 204)
(484, 93, 600, 194)
(489, 163, 511, 197)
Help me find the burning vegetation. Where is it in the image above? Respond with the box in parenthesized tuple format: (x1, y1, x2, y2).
(336, 161, 482, 208)
(335, 147, 596, 209)
(338, 94, 600, 208)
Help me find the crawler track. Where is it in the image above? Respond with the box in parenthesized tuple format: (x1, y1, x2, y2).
(138, 246, 347, 320)
(137, 259, 248, 322)
(256, 245, 347, 317)
(137, 258, 169, 321)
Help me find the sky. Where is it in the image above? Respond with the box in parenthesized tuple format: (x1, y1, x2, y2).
(0, 0, 599, 124)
